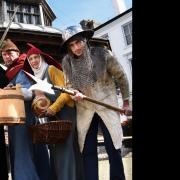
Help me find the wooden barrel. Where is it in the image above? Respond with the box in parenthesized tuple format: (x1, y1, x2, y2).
(0, 84, 25, 125)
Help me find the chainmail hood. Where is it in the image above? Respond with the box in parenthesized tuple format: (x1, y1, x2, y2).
(62, 46, 108, 93)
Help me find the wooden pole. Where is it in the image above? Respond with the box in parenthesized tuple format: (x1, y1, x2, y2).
(52, 85, 125, 113)
(0, 6, 19, 47)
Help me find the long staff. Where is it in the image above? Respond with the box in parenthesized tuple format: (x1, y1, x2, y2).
(52, 85, 125, 113)
(24, 70, 126, 113)
(0, 5, 19, 47)
(0, 6, 19, 176)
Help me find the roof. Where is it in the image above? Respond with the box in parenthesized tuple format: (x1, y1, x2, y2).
(5, 0, 56, 21)
(94, 8, 132, 31)
(89, 37, 111, 50)
(0, 22, 63, 35)
(42, 0, 56, 21)
(14, 0, 42, 3)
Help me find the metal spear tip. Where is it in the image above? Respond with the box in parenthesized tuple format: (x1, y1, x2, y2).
(29, 83, 55, 95)
(23, 70, 55, 95)
(23, 70, 43, 84)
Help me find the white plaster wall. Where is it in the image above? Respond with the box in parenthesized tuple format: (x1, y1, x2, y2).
(94, 11, 132, 100)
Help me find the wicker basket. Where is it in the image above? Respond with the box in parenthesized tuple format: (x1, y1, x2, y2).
(29, 120, 72, 144)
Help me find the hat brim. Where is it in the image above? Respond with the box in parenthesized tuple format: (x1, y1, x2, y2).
(60, 30, 94, 54)
(3, 48, 20, 53)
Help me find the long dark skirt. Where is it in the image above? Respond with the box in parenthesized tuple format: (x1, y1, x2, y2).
(0, 66, 9, 180)
(0, 127, 8, 180)
(48, 105, 85, 180)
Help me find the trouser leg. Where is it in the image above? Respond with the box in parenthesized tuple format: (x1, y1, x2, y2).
(100, 119, 125, 180)
(82, 116, 99, 180)
(74, 126, 85, 180)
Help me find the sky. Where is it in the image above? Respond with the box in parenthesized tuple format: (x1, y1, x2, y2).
(46, 0, 132, 30)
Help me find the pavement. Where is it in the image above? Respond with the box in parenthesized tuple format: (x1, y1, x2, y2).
(8, 147, 132, 180)
(98, 145, 132, 180)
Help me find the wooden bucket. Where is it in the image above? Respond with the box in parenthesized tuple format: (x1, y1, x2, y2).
(0, 84, 25, 125)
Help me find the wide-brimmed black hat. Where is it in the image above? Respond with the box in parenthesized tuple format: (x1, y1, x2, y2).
(60, 26, 94, 54)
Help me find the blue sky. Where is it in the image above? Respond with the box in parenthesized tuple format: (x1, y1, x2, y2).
(46, 0, 132, 30)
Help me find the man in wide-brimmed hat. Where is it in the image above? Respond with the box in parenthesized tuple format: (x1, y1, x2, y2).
(1, 39, 51, 180)
(61, 26, 130, 180)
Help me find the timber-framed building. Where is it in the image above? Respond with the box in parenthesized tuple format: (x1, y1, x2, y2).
(0, 0, 63, 62)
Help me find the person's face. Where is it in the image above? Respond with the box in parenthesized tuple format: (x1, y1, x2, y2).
(68, 39, 85, 57)
(28, 54, 41, 69)
(1, 50, 19, 66)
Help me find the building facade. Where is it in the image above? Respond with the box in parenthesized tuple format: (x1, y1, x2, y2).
(0, 0, 63, 62)
(94, 8, 132, 103)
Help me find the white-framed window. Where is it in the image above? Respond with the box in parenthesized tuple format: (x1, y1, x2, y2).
(128, 57, 132, 73)
(122, 21, 132, 45)
(6, 2, 41, 25)
(101, 33, 109, 40)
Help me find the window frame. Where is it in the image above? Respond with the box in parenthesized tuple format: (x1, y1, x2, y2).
(122, 21, 132, 46)
(101, 33, 109, 40)
(6, 1, 41, 25)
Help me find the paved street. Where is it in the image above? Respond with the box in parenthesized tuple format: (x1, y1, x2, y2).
(8, 148, 132, 180)
(98, 145, 132, 180)
(7, 133, 132, 180)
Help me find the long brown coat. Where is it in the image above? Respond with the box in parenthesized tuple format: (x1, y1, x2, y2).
(62, 47, 129, 152)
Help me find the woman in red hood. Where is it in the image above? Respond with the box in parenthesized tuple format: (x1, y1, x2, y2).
(24, 43, 78, 180)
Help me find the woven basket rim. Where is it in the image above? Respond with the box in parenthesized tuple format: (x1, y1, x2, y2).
(28, 120, 72, 144)
(29, 120, 72, 127)
(29, 120, 72, 132)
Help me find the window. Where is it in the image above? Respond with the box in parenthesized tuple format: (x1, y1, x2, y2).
(16, 13, 23, 23)
(101, 33, 109, 40)
(122, 21, 132, 45)
(6, 2, 41, 25)
(126, 53, 132, 74)
(43, 13, 52, 26)
(128, 58, 132, 73)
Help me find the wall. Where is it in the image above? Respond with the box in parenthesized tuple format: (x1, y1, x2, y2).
(94, 11, 132, 102)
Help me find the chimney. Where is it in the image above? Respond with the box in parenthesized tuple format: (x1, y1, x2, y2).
(112, 0, 127, 15)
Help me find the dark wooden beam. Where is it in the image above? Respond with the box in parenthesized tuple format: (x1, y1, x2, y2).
(0, 31, 63, 63)
(0, 31, 63, 45)
(7, 0, 42, 4)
